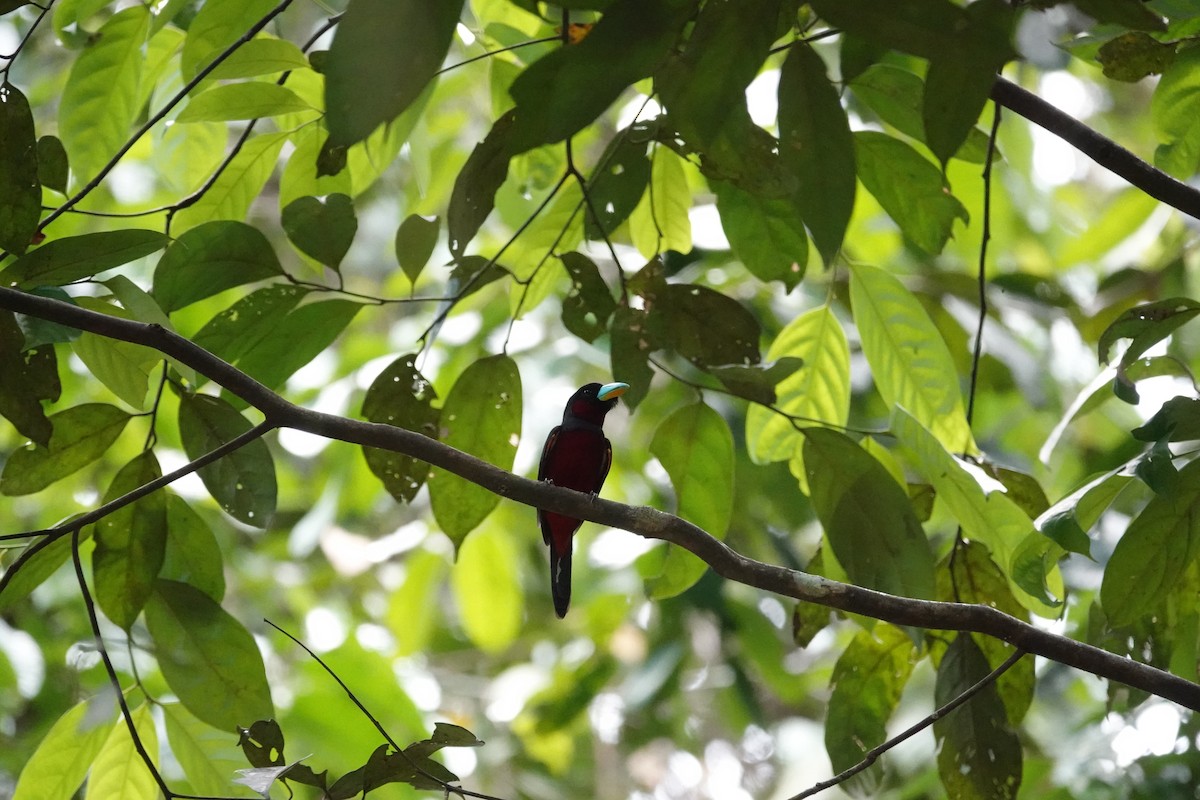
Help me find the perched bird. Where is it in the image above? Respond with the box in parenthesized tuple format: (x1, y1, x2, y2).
(538, 381, 629, 618)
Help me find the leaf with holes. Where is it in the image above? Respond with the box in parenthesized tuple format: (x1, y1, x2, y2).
(0, 310, 60, 447)
(584, 132, 651, 239)
(649, 283, 760, 368)
(0, 82, 40, 255)
(560, 252, 617, 343)
(448, 109, 517, 258)
(177, 393, 276, 527)
(362, 353, 440, 504)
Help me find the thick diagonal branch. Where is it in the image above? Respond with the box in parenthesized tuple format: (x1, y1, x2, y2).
(2, 284, 1198, 711)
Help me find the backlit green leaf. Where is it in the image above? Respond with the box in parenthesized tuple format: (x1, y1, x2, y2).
(231, 299, 360, 390)
(0, 82, 40, 255)
(12, 699, 112, 800)
(161, 494, 226, 602)
(191, 285, 309, 378)
(825, 625, 914, 773)
(163, 703, 252, 798)
(451, 524, 521, 653)
(362, 353, 440, 504)
(92, 451, 167, 630)
(713, 179, 808, 289)
(804, 427, 936, 601)
(85, 704, 158, 800)
(778, 42, 856, 263)
(630, 145, 692, 259)
(180, 0, 279, 79)
(172, 131, 289, 233)
(746, 305, 850, 464)
(1097, 297, 1200, 366)
(324, 0, 464, 148)
(153, 220, 283, 312)
(177, 393, 276, 527)
(850, 263, 973, 453)
(176, 82, 313, 123)
(145, 579, 274, 732)
(387, 548, 449, 656)
(0, 403, 129, 496)
(206, 35, 311, 80)
(281, 194, 357, 269)
(429, 355, 522, 548)
(0, 230, 170, 288)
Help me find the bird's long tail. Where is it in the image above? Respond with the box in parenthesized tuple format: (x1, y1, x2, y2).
(549, 535, 573, 618)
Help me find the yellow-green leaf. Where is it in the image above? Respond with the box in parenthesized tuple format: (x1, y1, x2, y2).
(84, 704, 158, 800)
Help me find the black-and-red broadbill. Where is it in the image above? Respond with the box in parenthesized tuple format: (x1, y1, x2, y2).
(538, 381, 629, 618)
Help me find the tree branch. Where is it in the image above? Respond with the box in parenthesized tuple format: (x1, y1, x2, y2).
(990, 77, 1200, 221)
(2, 284, 1199, 711)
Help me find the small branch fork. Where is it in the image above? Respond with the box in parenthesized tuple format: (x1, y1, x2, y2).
(2, 284, 1198, 714)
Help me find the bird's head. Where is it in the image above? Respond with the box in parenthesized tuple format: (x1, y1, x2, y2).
(563, 381, 629, 425)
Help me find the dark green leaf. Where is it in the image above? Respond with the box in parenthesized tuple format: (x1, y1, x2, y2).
(803, 427, 936, 600)
(0, 310, 59, 446)
(825, 625, 914, 773)
(175, 82, 313, 122)
(0, 403, 129, 496)
(177, 393, 276, 527)
(428, 355, 522, 548)
(584, 131, 651, 239)
(778, 42, 856, 263)
(1098, 32, 1177, 82)
(507, 0, 694, 152)
(448, 109, 517, 257)
(933, 634, 1022, 800)
(922, 0, 1014, 166)
(854, 131, 969, 254)
(0, 82, 41, 255)
(431, 722, 484, 747)
(323, 0, 464, 148)
(839, 32, 888, 84)
(191, 285, 309, 378)
(1133, 396, 1200, 442)
(92, 451, 166, 630)
(145, 579, 273, 732)
(153, 221, 283, 312)
(281, 194, 357, 269)
(706, 358, 804, 406)
(15, 287, 81, 349)
(231, 299, 360, 391)
(395, 214, 440, 284)
(0, 230, 170, 288)
(649, 283, 760, 368)
(1036, 468, 1131, 558)
(1074, 0, 1166, 31)
(810, 0, 962, 60)
(0, 529, 90, 613)
(687, 109, 796, 199)
(0, 2, 30, 16)
(1097, 297, 1200, 365)
(316, 136, 348, 178)
(1101, 458, 1200, 627)
(362, 353, 440, 504)
(712, 179, 807, 289)
(160, 494, 225, 602)
(610, 305, 655, 410)
(560, 252, 617, 343)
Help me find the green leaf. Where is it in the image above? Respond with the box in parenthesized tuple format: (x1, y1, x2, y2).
(0, 82, 40, 255)
(933, 634, 1022, 800)
(850, 263, 973, 453)
(324, 0, 464, 148)
(648, 283, 760, 368)
(395, 214, 440, 284)
(362, 353, 440, 504)
(176, 82, 313, 123)
(12, 699, 113, 800)
(72, 330, 157, 412)
(1098, 32, 1177, 82)
(560, 252, 617, 343)
(0, 403, 129, 496)
(584, 130, 652, 239)
(610, 305, 655, 411)
(451, 524, 522, 653)
(645, 402, 734, 598)
(153, 220, 283, 312)
(706, 358, 804, 405)
(145, 579, 274, 732)
(630, 145, 692, 259)
(177, 393, 276, 527)
(0, 530, 91, 613)
(281, 194, 357, 269)
(746, 305, 850, 464)
(0, 310, 59, 446)
(36, 134, 69, 194)
(1134, 396, 1200, 442)
(92, 451, 167, 630)
(809, 0, 963, 60)
(1153, 44, 1200, 142)
(1036, 468, 1132, 558)
(712, 179, 808, 289)
(506, 0, 693, 152)
(922, 0, 1013, 166)
(448, 109, 517, 257)
(206, 35, 311, 80)
(1073, 0, 1166, 31)
(180, 0, 280, 79)
(854, 131, 969, 254)
(1097, 297, 1200, 366)
(825, 625, 914, 773)
(164, 703, 253, 798)
(173, 131, 289, 233)
(191, 285, 309, 377)
(387, 548, 449, 656)
(429, 355, 522, 547)
(161, 494, 226, 602)
(0, 229, 170, 288)
(1101, 458, 1200, 627)
(803, 427, 936, 600)
(778, 42, 856, 263)
(59, 6, 150, 184)
(230, 299, 360, 390)
(85, 704, 158, 800)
